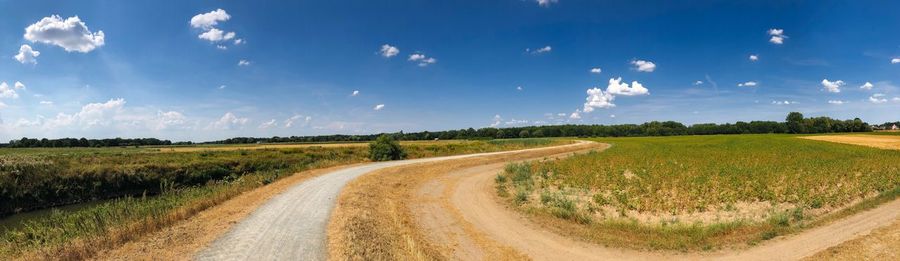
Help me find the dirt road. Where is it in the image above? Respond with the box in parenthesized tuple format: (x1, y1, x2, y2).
(195, 142, 588, 260)
(417, 158, 900, 260)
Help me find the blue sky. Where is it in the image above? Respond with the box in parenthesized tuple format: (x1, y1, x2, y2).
(0, 1, 898, 141)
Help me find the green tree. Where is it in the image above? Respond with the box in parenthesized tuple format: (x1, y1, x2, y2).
(369, 135, 407, 161)
(786, 112, 805, 134)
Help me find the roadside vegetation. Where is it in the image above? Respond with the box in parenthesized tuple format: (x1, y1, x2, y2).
(496, 134, 900, 250)
(369, 135, 407, 161)
(0, 139, 558, 259)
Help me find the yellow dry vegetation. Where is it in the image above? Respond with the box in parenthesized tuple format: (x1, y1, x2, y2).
(801, 134, 900, 150)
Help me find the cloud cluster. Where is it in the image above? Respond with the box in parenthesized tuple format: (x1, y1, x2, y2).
(0, 82, 26, 99)
(772, 100, 795, 105)
(768, 28, 786, 44)
(630, 60, 656, 72)
(14, 45, 40, 64)
(749, 54, 759, 61)
(590, 67, 602, 74)
(582, 77, 650, 113)
(191, 9, 243, 45)
(869, 93, 887, 104)
(210, 112, 248, 130)
(827, 100, 847, 105)
(606, 77, 649, 96)
(738, 81, 758, 87)
(374, 104, 385, 111)
(821, 79, 844, 93)
(892, 58, 899, 64)
(408, 53, 437, 67)
(24, 15, 105, 53)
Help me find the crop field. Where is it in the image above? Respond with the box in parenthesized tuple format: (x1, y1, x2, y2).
(0, 138, 559, 259)
(496, 134, 900, 250)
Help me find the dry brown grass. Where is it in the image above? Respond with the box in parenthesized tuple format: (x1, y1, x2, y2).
(805, 218, 900, 261)
(326, 142, 599, 260)
(802, 134, 900, 150)
(56, 164, 361, 261)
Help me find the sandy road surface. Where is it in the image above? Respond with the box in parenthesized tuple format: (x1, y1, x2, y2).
(195, 142, 587, 261)
(418, 154, 900, 260)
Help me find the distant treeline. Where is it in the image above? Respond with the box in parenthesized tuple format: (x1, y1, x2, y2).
(874, 121, 899, 130)
(3, 112, 875, 147)
(6, 137, 173, 148)
(214, 112, 872, 144)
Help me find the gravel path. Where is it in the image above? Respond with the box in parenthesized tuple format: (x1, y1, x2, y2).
(195, 144, 581, 261)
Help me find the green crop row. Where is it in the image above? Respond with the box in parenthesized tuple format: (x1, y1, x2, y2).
(497, 134, 900, 250)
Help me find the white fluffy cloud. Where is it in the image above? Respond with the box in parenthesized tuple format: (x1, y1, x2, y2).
(590, 67, 602, 74)
(0, 82, 19, 99)
(14, 82, 25, 90)
(827, 100, 847, 105)
(408, 53, 437, 66)
(630, 60, 656, 72)
(24, 15, 105, 53)
(190, 9, 230, 29)
(191, 9, 241, 46)
(738, 81, 758, 87)
(40, 100, 53, 105)
(768, 28, 786, 44)
(351, 90, 359, 96)
(536, 0, 558, 7)
(211, 112, 248, 130)
(198, 28, 236, 42)
(821, 79, 845, 93)
(76, 98, 126, 127)
(490, 115, 502, 127)
(869, 94, 887, 104)
(582, 87, 615, 112)
(14, 44, 40, 64)
(693, 80, 704, 85)
(516, 86, 523, 91)
(859, 82, 873, 90)
(238, 59, 251, 66)
(153, 111, 187, 130)
(891, 58, 899, 64)
(569, 111, 581, 119)
(374, 104, 385, 111)
(606, 77, 649, 96)
(749, 54, 759, 61)
(379, 44, 399, 58)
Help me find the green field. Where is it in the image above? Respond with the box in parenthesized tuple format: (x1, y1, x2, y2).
(496, 134, 900, 250)
(0, 138, 559, 259)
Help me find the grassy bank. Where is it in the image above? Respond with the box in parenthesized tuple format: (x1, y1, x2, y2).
(0, 139, 558, 260)
(496, 134, 900, 250)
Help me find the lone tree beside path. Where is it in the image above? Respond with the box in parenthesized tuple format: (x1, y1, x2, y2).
(369, 135, 407, 161)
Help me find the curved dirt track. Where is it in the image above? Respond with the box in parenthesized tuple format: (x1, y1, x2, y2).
(195, 142, 588, 260)
(418, 152, 900, 261)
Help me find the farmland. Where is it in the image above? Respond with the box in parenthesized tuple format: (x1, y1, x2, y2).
(0, 138, 559, 259)
(496, 134, 900, 250)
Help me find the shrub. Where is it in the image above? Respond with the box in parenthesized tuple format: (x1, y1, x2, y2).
(368, 135, 407, 161)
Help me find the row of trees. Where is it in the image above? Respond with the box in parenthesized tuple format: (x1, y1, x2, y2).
(3, 112, 874, 147)
(214, 112, 871, 144)
(6, 137, 173, 148)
